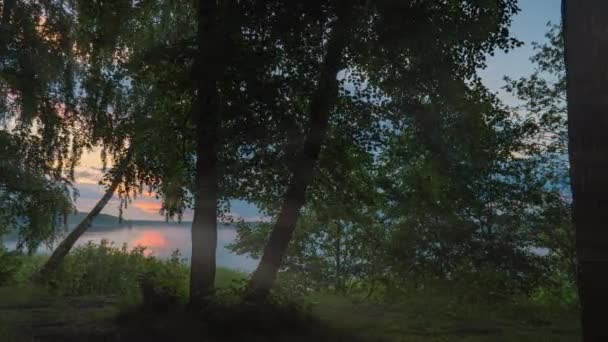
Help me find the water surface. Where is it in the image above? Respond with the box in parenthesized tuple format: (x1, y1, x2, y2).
(7, 223, 258, 272)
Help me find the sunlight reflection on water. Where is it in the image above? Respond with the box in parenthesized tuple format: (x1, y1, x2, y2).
(8, 224, 258, 273)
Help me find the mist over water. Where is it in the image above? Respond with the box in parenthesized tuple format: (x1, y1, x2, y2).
(5, 224, 258, 273)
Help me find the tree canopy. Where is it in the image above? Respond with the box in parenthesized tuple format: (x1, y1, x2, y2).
(0, 0, 578, 316)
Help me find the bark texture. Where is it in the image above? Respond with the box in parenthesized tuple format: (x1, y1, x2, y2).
(246, 2, 353, 300)
(36, 147, 133, 280)
(189, 0, 234, 307)
(563, 1, 608, 340)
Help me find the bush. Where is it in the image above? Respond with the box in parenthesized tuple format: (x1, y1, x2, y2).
(529, 272, 579, 309)
(0, 247, 22, 286)
(139, 251, 189, 310)
(274, 271, 317, 298)
(46, 240, 189, 302)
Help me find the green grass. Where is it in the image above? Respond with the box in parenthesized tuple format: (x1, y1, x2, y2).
(307, 291, 580, 342)
(0, 284, 122, 341)
(0, 267, 247, 342)
(0, 282, 580, 341)
(0, 248, 581, 341)
(0, 245, 250, 341)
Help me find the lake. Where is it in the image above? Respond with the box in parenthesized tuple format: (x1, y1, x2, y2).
(5, 223, 259, 272)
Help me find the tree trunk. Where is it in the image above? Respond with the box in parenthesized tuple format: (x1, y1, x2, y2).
(563, 1, 608, 340)
(36, 147, 133, 280)
(246, 2, 353, 300)
(0, 0, 16, 54)
(335, 220, 343, 293)
(189, 0, 234, 308)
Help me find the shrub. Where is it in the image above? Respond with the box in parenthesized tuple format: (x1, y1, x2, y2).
(529, 271, 579, 309)
(45, 240, 189, 302)
(139, 251, 189, 310)
(274, 271, 317, 298)
(0, 247, 22, 286)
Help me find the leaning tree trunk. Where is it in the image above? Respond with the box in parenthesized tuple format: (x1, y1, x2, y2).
(563, 1, 608, 340)
(189, 0, 234, 308)
(36, 147, 133, 280)
(246, 2, 353, 300)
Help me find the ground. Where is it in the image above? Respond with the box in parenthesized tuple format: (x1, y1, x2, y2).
(0, 285, 580, 341)
(309, 293, 579, 342)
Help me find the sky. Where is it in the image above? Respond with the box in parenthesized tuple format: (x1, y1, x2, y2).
(479, 0, 561, 104)
(72, 0, 562, 222)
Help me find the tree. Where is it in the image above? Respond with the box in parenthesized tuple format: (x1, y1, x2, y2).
(1, 0, 80, 249)
(379, 83, 561, 293)
(231, 143, 380, 293)
(36, 147, 133, 279)
(0, 131, 74, 252)
(188, 0, 244, 307)
(563, 1, 608, 340)
(504, 24, 575, 284)
(241, 0, 521, 299)
(233, 80, 567, 299)
(29, 0, 192, 279)
(245, 0, 354, 299)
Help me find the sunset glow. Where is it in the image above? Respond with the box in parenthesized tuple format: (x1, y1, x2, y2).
(134, 202, 163, 214)
(132, 231, 168, 250)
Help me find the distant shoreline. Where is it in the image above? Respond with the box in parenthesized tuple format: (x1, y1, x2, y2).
(68, 212, 259, 226)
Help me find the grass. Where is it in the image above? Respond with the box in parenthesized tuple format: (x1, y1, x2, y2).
(308, 292, 580, 341)
(0, 246, 581, 341)
(0, 267, 249, 342)
(0, 282, 580, 341)
(0, 284, 121, 341)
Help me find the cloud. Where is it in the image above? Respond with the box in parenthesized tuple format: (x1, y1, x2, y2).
(137, 191, 157, 198)
(70, 149, 262, 222)
(133, 201, 163, 214)
(74, 171, 100, 185)
(74, 166, 104, 185)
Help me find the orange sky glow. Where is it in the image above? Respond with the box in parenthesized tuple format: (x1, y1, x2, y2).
(133, 202, 163, 214)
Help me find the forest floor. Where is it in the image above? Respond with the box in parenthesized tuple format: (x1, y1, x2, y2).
(0, 283, 580, 342)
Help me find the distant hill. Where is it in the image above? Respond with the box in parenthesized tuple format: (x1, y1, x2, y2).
(7, 213, 252, 234)
(68, 213, 190, 228)
(67, 212, 126, 228)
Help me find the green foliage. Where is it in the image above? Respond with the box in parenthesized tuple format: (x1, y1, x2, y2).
(504, 23, 574, 284)
(1, 2, 576, 327)
(0, 252, 580, 341)
(0, 248, 22, 286)
(45, 240, 188, 300)
(230, 214, 354, 293)
(232, 24, 574, 303)
(529, 274, 578, 309)
(0, 131, 74, 252)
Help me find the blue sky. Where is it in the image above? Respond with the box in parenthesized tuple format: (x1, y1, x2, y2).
(480, 0, 561, 102)
(74, 0, 562, 221)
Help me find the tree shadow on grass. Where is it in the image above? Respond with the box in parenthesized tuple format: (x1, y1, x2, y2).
(114, 300, 365, 342)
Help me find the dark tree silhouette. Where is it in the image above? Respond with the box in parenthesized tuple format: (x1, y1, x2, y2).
(246, 1, 353, 299)
(189, 0, 237, 307)
(563, 1, 608, 340)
